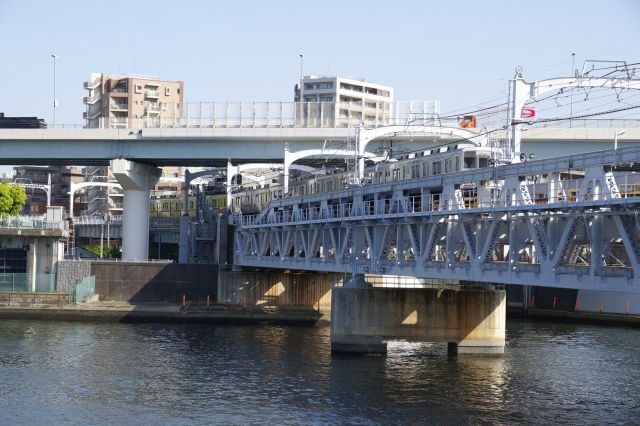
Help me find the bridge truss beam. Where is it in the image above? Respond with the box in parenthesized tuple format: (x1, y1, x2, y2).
(233, 146, 640, 293)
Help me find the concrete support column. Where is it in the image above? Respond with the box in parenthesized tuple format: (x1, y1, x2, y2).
(28, 239, 37, 292)
(179, 216, 191, 264)
(111, 159, 161, 261)
(331, 287, 505, 355)
(226, 161, 235, 211)
(179, 170, 192, 264)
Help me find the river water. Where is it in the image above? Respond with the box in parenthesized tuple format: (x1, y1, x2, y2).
(0, 319, 638, 425)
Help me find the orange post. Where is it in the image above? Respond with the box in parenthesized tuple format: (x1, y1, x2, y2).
(206, 295, 211, 311)
(243, 296, 247, 308)
(531, 295, 536, 307)
(575, 296, 580, 311)
(182, 294, 186, 310)
(552, 296, 557, 309)
(599, 301, 603, 313)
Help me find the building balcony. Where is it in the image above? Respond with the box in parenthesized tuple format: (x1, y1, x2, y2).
(110, 103, 128, 111)
(83, 109, 102, 120)
(146, 90, 160, 99)
(83, 78, 100, 90)
(146, 105, 161, 114)
(83, 93, 102, 105)
(109, 117, 128, 127)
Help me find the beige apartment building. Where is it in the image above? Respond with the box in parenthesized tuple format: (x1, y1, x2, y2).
(83, 73, 184, 129)
(82, 73, 185, 217)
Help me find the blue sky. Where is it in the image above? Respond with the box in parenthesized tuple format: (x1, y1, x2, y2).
(0, 0, 639, 125)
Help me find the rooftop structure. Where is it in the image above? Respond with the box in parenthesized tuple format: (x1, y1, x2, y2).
(0, 112, 45, 129)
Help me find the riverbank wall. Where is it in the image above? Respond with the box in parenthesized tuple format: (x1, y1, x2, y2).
(218, 270, 335, 312)
(57, 260, 218, 303)
(0, 301, 320, 324)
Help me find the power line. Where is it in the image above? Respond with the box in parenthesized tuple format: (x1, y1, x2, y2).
(528, 104, 640, 124)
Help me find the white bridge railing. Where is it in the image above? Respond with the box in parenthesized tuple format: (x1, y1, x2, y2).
(87, 101, 442, 129)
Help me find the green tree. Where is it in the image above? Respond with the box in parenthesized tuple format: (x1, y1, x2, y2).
(0, 183, 27, 216)
(0, 183, 12, 216)
(8, 185, 26, 216)
(108, 245, 122, 259)
(0, 182, 27, 216)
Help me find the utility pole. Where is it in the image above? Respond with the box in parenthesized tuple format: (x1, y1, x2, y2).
(569, 52, 575, 128)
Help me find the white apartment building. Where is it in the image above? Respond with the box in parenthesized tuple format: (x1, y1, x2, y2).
(296, 75, 394, 127)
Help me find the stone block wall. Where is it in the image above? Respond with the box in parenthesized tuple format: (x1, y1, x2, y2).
(56, 260, 92, 292)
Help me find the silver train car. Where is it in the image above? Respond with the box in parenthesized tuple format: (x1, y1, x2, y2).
(231, 143, 503, 214)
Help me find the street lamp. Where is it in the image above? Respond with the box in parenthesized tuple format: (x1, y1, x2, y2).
(614, 130, 626, 150)
(51, 53, 59, 127)
(299, 53, 304, 100)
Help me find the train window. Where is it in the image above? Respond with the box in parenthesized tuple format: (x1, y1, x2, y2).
(162, 202, 169, 210)
(456, 157, 460, 171)
(433, 162, 442, 175)
(479, 157, 489, 168)
(412, 164, 420, 178)
(403, 167, 409, 180)
(464, 156, 475, 169)
(445, 159, 451, 173)
(393, 169, 400, 181)
(423, 163, 429, 176)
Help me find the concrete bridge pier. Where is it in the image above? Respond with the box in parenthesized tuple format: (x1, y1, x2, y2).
(111, 159, 161, 261)
(331, 286, 506, 356)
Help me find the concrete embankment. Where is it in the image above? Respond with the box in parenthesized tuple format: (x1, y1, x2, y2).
(0, 302, 322, 324)
(521, 308, 640, 327)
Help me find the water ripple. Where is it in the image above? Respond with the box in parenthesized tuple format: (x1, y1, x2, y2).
(0, 319, 637, 424)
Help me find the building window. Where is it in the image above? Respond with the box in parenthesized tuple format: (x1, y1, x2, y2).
(0, 248, 27, 274)
(177, 88, 180, 94)
(165, 87, 171, 95)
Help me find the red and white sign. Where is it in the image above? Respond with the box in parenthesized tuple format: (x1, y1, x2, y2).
(521, 107, 536, 119)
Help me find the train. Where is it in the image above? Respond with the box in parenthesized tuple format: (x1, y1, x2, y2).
(149, 194, 227, 218)
(231, 140, 503, 214)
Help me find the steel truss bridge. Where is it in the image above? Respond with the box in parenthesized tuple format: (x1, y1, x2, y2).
(232, 146, 640, 293)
